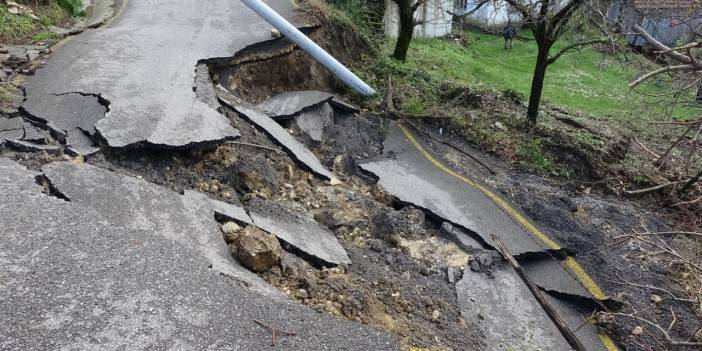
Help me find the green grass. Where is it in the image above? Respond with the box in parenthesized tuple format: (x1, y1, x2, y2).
(31, 31, 61, 42)
(0, 5, 39, 42)
(58, 0, 83, 17)
(401, 31, 697, 122)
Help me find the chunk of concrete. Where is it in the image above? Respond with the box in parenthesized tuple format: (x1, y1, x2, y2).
(521, 258, 591, 300)
(22, 122, 50, 143)
(182, 190, 252, 225)
(41, 162, 267, 291)
(194, 63, 219, 110)
(330, 97, 360, 113)
(257, 91, 334, 119)
(247, 198, 351, 266)
(456, 268, 572, 350)
(0, 117, 24, 140)
(294, 102, 334, 142)
(220, 99, 336, 182)
(66, 128, 100, 155)
(22, 92, 106, 136)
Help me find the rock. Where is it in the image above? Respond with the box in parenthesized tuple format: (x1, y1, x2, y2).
(237, 154, 278, 194)
(271, 28, 281, 38)
(447, 267, 455, 284)
(631, 325, 644, 336)
(221, 221, 242, 243)
(372, 206, 427, 240)
(333, 153, 358, 175)
(229, 225, 281, 273)
(493, 121, 507, 131)
(651, 294, 663, 304)
(296, 288, 308, 300)
(431, 309, 440, 322)
(368, 239, 384, 253)
(476, 252, 493, 267)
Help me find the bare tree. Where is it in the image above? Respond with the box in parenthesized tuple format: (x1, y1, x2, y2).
(629, 23, 702, 195)
(506, 0, 610, 122)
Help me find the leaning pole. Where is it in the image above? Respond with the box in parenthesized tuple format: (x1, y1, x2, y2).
(240, 0, 377, 96)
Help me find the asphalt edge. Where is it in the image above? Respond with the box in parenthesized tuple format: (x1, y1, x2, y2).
(396, 122, 619, 351)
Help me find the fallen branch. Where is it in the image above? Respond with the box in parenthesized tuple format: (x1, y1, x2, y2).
(623, 181, 681, 195)
(254, 320, 296, 346)
(491, 235, 587, 351)
(629, 64, 700, 88)
(225, 141, 286, 155)
(399, 118, 497, 175)
(610, 313, 702, 348)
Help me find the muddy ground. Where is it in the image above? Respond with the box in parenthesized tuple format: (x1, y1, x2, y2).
(413, 120, 702, 350)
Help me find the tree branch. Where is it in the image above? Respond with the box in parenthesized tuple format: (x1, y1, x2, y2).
(501, 0, 532, 20)
(628, 64, 700, 88)
(632, 24, 694, 64)
(547, 38, 608, 65)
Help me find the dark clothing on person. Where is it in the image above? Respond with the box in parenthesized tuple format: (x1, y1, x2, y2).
(503, 23, 517, 49)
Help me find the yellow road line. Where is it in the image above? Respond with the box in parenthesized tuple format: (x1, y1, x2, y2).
(397, 123, 618, 351)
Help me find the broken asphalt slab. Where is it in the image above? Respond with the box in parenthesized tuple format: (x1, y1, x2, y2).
(22, 0, 303, 149)
(294, 102, 334, 142)
(41, 161, 265, 290)
(456, 267, 573, 350)
(360, 123, 548, 257)
(247, 198, 352, 266)
(257, 91, 334, 119)
(0, 158, 399, 350)
(219, 97, 337, 182)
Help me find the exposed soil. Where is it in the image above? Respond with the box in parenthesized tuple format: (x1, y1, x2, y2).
(410, 120, 702, 350)
(3, 2, 700, 350)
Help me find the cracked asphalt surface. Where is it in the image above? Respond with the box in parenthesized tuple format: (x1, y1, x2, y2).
(0, 159, 398, 350)
(22, 0, 300, 149)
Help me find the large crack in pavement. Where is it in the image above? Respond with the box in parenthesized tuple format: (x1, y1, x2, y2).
(0, 158, 398, 350)
(20, 0, 300, 151)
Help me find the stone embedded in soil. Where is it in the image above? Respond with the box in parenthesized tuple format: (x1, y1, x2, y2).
(219, 99, 336, 182)
(229, 225, 281, 273)
(247, 198, 351, 266)
(257, 91, 334, 119)
(371, 206, 427, 241)
(221, 221, 242, 243)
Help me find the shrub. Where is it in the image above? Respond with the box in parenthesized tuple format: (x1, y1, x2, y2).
(58, 0, 83, 17)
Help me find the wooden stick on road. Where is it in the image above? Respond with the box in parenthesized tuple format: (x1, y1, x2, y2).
(491, 234, 587, 351)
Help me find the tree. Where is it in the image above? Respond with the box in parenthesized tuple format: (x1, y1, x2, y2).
(390, 0, 428, 62)
(500, 0, 606, 123)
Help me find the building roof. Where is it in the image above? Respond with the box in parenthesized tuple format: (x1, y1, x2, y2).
(634, 0, 696, 9)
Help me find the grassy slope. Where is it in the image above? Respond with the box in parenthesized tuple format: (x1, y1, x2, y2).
(403, 31, 695, 122)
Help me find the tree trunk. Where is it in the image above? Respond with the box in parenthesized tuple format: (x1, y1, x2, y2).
(392, 0, 415, 62)
(526, 42, 551, 123)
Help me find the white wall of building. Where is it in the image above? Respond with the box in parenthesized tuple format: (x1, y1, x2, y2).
(384, 0, 454, 38)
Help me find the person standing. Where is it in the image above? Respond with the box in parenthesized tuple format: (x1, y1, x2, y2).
(503, 20, 517, 49)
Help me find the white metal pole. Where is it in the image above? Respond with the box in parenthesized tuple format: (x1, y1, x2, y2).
(240, 0, 376, 96)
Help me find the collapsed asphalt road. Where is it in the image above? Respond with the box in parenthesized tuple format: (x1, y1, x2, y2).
(0, 0, 628, 349)
(21, 0, 301, 151)
(360, 123, 614, 351)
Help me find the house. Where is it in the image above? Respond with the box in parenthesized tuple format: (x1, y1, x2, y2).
(453, 0, 521, 29)
(607, 0, 702, 47)
(384, 0, 454, 38)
